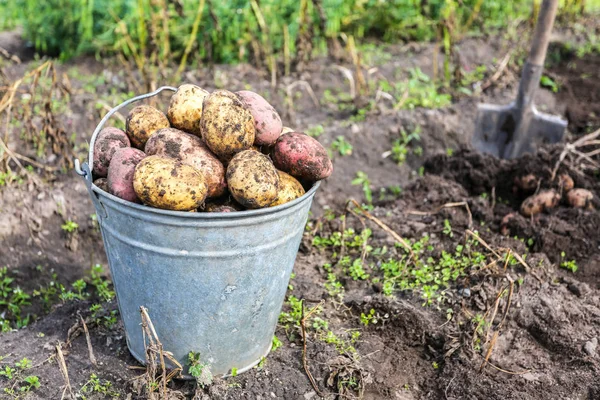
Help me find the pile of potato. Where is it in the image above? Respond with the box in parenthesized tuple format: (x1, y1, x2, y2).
(515, 173, 594, 217)
(92, 84, 333, 212)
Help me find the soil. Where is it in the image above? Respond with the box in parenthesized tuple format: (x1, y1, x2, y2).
(0, 28, 599, 400)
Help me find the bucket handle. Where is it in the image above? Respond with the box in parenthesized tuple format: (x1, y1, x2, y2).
(74, 86, 177, 219)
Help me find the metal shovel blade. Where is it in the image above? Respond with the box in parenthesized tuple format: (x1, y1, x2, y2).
(472, 101, 567, 159)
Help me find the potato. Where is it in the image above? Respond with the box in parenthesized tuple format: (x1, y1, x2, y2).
(204, 204, 237, 213)
(226, 150, 279, 209)
(167, 84, 210, 137)
(145, 128, 226, 198)
(203, 196, 245, 212)
(236, 90, 282, 146)
(558, 174, 574, 192)
(567, 188, 593, 209)
(94, 178, 109, 192)
(272, 132, 333, 181)
(281, 126, 294, 135)
(200, 90, 255, 160)
(107, 148, 146, 203)
(126, 105, 170, 149)
(513, 174, 538, 192)
(92, 127, 130, 177)
(520, 190, 560, 217)
(133, 155, 208, 211)
(500, 212, 516, 236)
(270, 170, 305, 207)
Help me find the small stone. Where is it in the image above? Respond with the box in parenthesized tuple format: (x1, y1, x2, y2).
(584, 338, 598, 357)
(304, 391, 316, 399)
(458, 288, 471, 297)
(271, 392, 276, 398)
(351, 124, 360, 134)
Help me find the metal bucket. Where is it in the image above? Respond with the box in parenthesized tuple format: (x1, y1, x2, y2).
(74, 87, 319, 376)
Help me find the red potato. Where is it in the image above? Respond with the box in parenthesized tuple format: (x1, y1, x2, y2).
(204, 204, 237, 213)
(145, 128, 227, 198)
(107, 147, 146, 203)
(126, 105, 170, 149)
(567, 188, 594, 209)
(236, 90, 282, 146)
(272, 132, 333, 181)
(520, 190, 560, 217)
(92, 127, 130, 177)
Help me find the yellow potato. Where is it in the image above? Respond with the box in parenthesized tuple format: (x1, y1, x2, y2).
(167, 84, 209, 137)
(513, 174, 538, 192)
(567, 188, 593, 209)
(133, 155, 208, 211)
(281, 126, 295, 135)
(126, 105, 170, 149)
(270, 170, 305, 206)
(226, 150, 279, 209)
(200, 90, 255, 160)
(520, 190, 560, 217)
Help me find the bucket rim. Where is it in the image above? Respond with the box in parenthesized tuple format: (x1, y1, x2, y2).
(91, 180, 320, 219)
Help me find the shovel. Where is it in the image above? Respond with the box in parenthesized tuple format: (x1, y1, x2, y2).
(472, 0, 567, 159)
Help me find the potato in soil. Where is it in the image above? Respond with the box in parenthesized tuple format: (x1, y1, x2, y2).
(567, 188, 594, 209)
(126, 105, 170, 149)
(520, 190, 560, 217)
(272, 132, 333, 181)
(167, 84, 209, 137)
(107, 147, 146, 203)
(200, 90, 255, 161)
(93, 127, 130, 177)
(94, 178, 109, 192)
(236, 90, 282, 146)
(145, 128, 226, 198)
(271, 170, 305, 206)
(226, 150, 279, 209)
(133, 155, 208, 211)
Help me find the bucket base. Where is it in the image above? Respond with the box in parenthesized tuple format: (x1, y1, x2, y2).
(128, 342, 273, 380)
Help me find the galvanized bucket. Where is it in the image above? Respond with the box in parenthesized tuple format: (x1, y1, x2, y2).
(74, 87, 319, 376)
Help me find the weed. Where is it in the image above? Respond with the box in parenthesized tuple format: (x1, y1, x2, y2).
(272, 335, 283, 352)
(540, 75, 559, 93)
(394, 68, 452, 109)
(188, 352, 213, 388)
(80, 373, 119, 398)
(61, 220, 79, 233)
(0, 358, 40, 398)
(443, 219, 454, 237)
(390, 127, 421, 165)
(306, 125, 324, 138)
(560, 252, 578, 273)
(331, 136, 353, 156)
(360, 309, 377, 326)
(351, 171, 373, 207)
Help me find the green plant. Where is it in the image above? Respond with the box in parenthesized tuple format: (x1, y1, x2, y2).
(351, 171, 372, 207)
(306, 125, 324, 138)
(0, 358, 40, 397)
(360, 308, 376, 326)
(80, 374, 119, 398)
(560, 252, 578, 273)
(443, 219, 453, 237)
(188, 352, 213, 388)
(272, 335, 283, 352)
(61, 220, 79, 233)
(331, 136, 353, 156)
(390, 127, 421, 165)
(540, 75, 559, 93)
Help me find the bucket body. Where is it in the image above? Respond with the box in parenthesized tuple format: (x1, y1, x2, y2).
(91, 182, 318, 376)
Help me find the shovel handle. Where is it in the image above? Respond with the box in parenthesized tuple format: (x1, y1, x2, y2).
(528, 0, 559, 66)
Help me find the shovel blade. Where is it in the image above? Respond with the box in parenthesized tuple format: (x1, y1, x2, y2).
(473, 102, 567, 159)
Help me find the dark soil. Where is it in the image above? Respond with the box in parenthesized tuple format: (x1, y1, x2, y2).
(1, 29, 599, 400)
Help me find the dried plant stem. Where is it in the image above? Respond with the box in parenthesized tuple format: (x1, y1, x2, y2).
(301, 300, 325, 397)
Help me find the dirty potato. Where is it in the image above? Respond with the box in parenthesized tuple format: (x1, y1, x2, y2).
(107, 148, 146, 203)
(270, 170, 305, 207)
(93, 127, 130, 177)
(567, 188, 594, 209)
(145, 128, 226, 198)
(513, 174, 538, 193)
(558, 173, 574, 192)
(200, 90, 255, 161)
(236, 90, 282, 146)
(520, 190, 560, 217)
(226, 150, 279, 209)
(133, 155, 208, 211)
(126, 105, 170, 149)
(93, 178, 109, 192)
(272, 132, 333, 181)
(167, 84, 210, 137)
(203, 195, 245, 212)
(204, 204, 238, 213)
